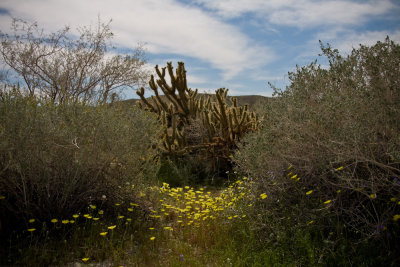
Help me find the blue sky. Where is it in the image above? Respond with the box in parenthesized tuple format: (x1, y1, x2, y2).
(0, 0, 399, 99)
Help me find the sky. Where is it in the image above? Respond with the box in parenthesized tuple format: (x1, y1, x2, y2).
(0, 0, 399, 99)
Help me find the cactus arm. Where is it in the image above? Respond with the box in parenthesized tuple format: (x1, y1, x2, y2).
(136, 87, 157, 113)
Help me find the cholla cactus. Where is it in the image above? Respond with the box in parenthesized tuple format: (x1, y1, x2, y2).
(137, 62, 260, 159)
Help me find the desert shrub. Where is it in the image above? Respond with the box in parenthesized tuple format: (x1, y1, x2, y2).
(0, 87, 161, 235)
(234, 37, 400, 264)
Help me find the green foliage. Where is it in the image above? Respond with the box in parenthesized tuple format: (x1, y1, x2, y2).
(0, 87, 161, 236)
(234, 37, 400, 264)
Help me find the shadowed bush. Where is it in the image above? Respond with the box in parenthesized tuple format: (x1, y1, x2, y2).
(0, 88, 161, 235)
(234, 37, 400, 265)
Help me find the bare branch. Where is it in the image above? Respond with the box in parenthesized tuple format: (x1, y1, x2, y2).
(0, 19, 149, 103)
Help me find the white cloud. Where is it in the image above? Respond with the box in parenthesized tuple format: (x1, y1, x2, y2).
(332, 30, 400, 53)
(195, 0, 394, 28)
(313, 28, 400, 54)
(186, 74, 208, 85)
(293, 28, 400, 67)
(0, 0, 274, 81)
(248, 68, 286, 82)
(195, 0, 288, 19)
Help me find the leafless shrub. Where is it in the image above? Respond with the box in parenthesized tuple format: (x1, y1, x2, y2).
(0, 19, 149, 103)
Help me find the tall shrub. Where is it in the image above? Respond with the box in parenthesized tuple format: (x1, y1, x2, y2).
(234, 37, 400, 263)
(0, 88, 160, 234)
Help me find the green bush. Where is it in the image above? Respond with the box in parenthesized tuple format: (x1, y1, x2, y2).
(234, 37, 400, 264)
(0, 88, 161, 234)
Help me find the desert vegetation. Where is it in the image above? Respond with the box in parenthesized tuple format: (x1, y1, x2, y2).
(234, 37, 400, 265)
(0, 20, 399, 266)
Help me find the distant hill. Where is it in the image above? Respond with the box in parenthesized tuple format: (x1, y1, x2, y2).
(119, 94, 271, 110)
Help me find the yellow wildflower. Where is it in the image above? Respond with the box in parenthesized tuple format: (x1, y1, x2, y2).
(82, 258, 89, 262)
(393, 214, 400, 222)
(306, 190, 313, 195)
(100, 232, 108, 236)
(108, 225, 116, 230)
(51, 219, 58, 223)
(29, 219, 35, 223)
(150, 236, 156, 241)
(62, 220, 69, 224)
(27, 228, 36, 232)
(335, 166, 344, 171)
(73, 214, 79, 218)
(369, 194, 377, 199)
(324, 200, 331, 204)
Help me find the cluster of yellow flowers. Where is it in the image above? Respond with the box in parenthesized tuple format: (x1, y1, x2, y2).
(19, 165, 399, 242)
(146, 177, 269, 240)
